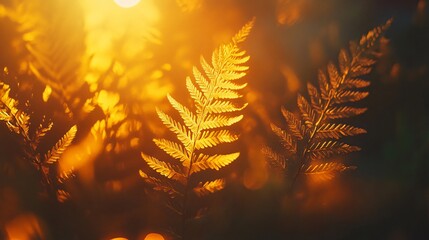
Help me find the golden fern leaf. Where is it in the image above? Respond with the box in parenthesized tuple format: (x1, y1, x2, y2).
(303, 162, 356, 183)
(265, 19, 391, 185)
(156, 108, 193, 152)
(0, 83, 30, 137)
(44, 125, 77, 165)
(191, 153, 240, 174)
(167, 94, 198, 132)
(200, 115, 243, 131)
(33, 121, 53, 148)
(140, 19, 254, 236)
(141, 153, 186, 184)
(195, 130, 239, 149)
(153, 139, 190, 167)
(205, 100, 247, 114)
(193, 179, 225, 197)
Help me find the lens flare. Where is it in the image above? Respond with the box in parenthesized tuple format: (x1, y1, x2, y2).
(114, 0, 141, 8)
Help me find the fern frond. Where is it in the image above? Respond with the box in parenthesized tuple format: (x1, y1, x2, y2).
(58, 168, 76, 184)
(1, 75, 74, 202)
(315, 123, 366, 139)
(327, 62, 341, 87)
(140, 170, 182, 197)
(218, 81, 248, 91)
(140, 19, 254, 235)
(153, 139, 190, 167)
(193, 179, 225, 197)
(192, 67, 210, 96)
(33, 122, 53, 147)
(342, 78, 370, 89)
(141, 153, 186, 184)
(186, 76, 205, 110)
(280, 107, 305, 140)
(303, 162, 356, 183)
(317, 70, 330, 99)
(191, 153, 240, 174)
(308, 141, 360, 160)
(270, 124, 296, 155)
(231, 19, 255, 44)
(262, 146, 286, 170)
(307, 83, 322, 110)
(0, 84, 30, 137)
(156, 109, 193, 152)
(205, 100, 247, 114)
(266, 19, 391, 185)
(200, 115, 243, 131)
(334, 90, 369, 103)
(212, 89, 242, 100)
(167, 94, 198, 132)
(44, 125, 77, 164)
(325, 106, 367, 119)
(195, 130, 238, 150)
(297, 94, 315, 129)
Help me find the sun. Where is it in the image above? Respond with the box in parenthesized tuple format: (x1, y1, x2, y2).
(114, 0, 141, 8)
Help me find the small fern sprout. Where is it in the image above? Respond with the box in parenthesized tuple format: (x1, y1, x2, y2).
(265, 19, 392, 187)
(140, 19, 255, 238)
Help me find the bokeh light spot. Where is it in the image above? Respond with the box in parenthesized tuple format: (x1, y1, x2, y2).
(144, 233, 165, 240)
(114, 0, 141, 8)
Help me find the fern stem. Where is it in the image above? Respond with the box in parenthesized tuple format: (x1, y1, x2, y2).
(180, 51, 231, 240)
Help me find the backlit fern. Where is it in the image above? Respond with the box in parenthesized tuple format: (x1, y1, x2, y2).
(265, 20, 392, 185)
(140, 19, 254, 238)
(0, 71, 77, 202)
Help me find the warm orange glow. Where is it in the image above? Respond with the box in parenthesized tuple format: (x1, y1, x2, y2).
(5, 214, 45, 240)
(280, 65, 301, 93)
(114, 0, 141, 8)
(243, 136, 269, 190)
(144, 233, 165, 240)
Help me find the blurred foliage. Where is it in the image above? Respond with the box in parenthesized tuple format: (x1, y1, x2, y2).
(0, 0, 428, 239)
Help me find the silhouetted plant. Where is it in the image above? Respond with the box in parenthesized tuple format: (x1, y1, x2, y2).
(0, 72, 77, 201)
(264, 19, 392, 186)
